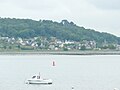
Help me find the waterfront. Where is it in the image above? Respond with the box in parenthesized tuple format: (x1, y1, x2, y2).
(1, 50, 120, 55)
(0, 55, 120, 90)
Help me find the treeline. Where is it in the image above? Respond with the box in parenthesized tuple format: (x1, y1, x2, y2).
(0, 18, 120, 46)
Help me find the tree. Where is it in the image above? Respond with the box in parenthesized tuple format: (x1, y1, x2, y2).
(0, 18, 120, 45)
(9, 46, 12, 49)
(80, 45, 86, 50)
(3, 46, 7, 49)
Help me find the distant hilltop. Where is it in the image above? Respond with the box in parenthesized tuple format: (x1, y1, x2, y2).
(0, 18, 120, 47)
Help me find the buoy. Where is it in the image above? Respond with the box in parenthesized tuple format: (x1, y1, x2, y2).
(52, 61, 55, 66)
(71, 86, 74, 89)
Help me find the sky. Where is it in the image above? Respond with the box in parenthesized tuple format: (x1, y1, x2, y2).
(0, 0, 120, 36)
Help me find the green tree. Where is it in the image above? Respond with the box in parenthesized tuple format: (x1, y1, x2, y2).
(0, 18, 120, 46)
(80, 45, 86, 50)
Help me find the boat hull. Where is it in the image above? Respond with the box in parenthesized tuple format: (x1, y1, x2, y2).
(26, 79, 52, 84)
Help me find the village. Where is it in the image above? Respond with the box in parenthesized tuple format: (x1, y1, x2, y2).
(0, 36, 120, 51)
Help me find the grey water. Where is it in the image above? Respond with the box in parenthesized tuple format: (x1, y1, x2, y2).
(0, 55, 120, 90)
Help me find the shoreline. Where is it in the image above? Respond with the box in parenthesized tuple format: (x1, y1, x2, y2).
(0, 51, 120, 55)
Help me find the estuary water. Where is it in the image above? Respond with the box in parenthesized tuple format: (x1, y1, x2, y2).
(0, 55, 120, 90)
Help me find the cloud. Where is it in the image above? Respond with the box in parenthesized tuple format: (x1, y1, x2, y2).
(0, 0, 120, 36)
(0, 0, 70, 20)
(86, 0, 120, 10)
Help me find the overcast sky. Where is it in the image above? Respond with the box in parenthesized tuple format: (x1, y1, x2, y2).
(0, 0, 120, 36)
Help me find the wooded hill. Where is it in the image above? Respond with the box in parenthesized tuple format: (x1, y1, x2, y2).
(0, 18, 120, 45)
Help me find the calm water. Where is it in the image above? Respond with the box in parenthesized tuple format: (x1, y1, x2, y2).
(0, 55, 120, 90)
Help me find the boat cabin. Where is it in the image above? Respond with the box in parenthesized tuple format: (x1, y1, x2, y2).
(32, 75, 40, 79)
